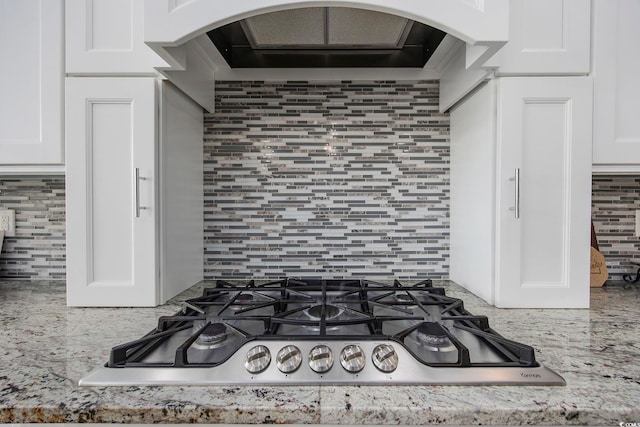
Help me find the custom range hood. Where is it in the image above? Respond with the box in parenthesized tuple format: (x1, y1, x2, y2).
(143, 0, 509, 112)
(207, 7, 447, 68)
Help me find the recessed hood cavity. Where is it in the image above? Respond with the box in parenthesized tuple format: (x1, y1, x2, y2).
(242, 8, 413, 49)
(207, 7, 446, 68)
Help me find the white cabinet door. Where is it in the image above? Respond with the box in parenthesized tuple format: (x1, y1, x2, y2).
(486, 0, 591, 75)
(66, 0, 159, 74)
(66, 77, 158, 306)
(592, 0, 640, 169)
(0, 0, 64, 166)
(495, 77, 592, 308)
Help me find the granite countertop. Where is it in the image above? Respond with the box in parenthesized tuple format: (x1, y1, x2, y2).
(0, 280, 639, 425)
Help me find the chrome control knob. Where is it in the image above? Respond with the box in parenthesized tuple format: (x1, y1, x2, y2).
(372, 344, 398, 373)
(244, 345, 271, 373)
(340, 344, 366, 373)
(308, 345, 334, 373)
(276, 345, 302, 373)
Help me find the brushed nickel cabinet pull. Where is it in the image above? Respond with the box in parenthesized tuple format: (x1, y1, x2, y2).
(134, 168, 147, 218)
(509, 168, 520, 219)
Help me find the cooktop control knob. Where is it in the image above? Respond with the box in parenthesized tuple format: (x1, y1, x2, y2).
(276, 345, 302, 373)
(340, 344, 366, 373)
(372, 344, 398, 373)
(308, 345, 334, 373)
(245, 345, 271, 373)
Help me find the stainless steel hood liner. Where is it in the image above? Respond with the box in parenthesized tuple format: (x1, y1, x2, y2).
(242, 7, 412, 49)
(207, 7, 446, 68)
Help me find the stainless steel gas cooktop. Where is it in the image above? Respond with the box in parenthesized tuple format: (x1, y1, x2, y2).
(80, 278, 565, 386)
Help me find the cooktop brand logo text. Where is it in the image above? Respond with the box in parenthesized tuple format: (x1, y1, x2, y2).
(520, 372, 542, 378)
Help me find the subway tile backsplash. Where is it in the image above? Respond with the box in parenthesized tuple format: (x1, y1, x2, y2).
(203, 81, 451, 279)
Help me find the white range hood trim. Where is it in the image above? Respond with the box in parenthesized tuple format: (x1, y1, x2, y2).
(144, 0, 510, 112)
(145, 0, 509, 47)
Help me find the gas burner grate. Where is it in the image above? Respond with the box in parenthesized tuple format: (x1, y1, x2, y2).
(106, 278, 538, 369)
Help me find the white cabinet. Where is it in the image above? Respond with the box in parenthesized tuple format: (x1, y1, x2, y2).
(66, 78, 158, 306)
(451, 77, 592, 308)
(65, 0, 203, 307)
(0, 0, 64, 170)
(592, 0, 640, 170)
(66, 77, 203, 306)
(443, 0, 591, 111)
(485, 0, 591, 75)
(65, 0, 161, 75)
(495, 77, 592, 308)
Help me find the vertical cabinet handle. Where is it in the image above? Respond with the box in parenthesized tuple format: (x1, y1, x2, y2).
(509, 168, 520, 219)
(134, 168, 147, 218)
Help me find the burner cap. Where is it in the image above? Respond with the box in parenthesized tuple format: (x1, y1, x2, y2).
(198, 322, 228, 344)
(230, 293, 254, 311)
(394, 293, 416, 304)
(416, 322, 449, 347)
(305, 304, 342, 321)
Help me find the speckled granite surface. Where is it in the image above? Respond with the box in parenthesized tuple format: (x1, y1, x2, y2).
(0, 280, 638, 424)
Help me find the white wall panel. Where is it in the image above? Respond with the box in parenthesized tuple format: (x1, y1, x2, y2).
(159, 81, 204, 302)
(450, 81, 496, 304)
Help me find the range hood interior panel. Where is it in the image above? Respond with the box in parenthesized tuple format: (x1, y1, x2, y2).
(326, 8, 410, 47)
(244, 8, 325, 47)
(208, 7, 446, 68)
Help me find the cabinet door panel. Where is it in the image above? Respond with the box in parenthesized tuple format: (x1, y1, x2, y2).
(66, 0, 158, 74)
(89, 103, 134, 282)
(592, 0, 640, 166)
(486, 0, 591, 75)
(66, 78, 157, 306)
(496, 77, 592, 308)
(519, 102, 567, 285)
(0, 0, 63, 165)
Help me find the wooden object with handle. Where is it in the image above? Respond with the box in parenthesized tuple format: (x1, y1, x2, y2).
(590, 221, 608, 287)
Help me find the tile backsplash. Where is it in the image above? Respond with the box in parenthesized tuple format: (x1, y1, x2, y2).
(0, 177, 65, 279)
(203, 80, 451, 279)
(591, 175, 640, 281)
(1, 85, 637, 286)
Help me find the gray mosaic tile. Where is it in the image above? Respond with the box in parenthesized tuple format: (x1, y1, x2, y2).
(592, 175, 640, 281)
(0, 177, 66, 279)
(204, 81, 450, 280)
(1, 81, 460, 282)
